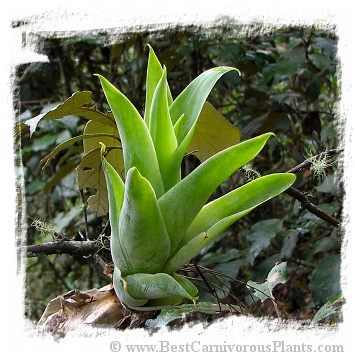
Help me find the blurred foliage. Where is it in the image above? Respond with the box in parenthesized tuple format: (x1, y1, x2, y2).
(15, 25, 342, 324)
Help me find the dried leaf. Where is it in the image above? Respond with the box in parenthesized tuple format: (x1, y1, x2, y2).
(77, 147, 121, 217)
(76, 121, 123, 216)
(25, 91, 115, 135)
(38, 285, 124, 337)
(188, 102, 240, 162)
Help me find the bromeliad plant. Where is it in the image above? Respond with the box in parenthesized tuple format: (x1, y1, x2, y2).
(96, 46, 295, 310)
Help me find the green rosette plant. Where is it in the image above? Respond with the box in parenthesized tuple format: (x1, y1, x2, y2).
(96, 46, 295, 310)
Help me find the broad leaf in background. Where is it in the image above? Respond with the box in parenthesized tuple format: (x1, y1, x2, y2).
(188, 101, 240, 162)
(247, 262, 287, 302)
(310, 255, 341, 306)
(246, 219, 283, 259)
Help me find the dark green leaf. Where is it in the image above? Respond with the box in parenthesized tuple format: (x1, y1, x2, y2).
(247, 219, 283, 258)
(280, 230, 298, 260)
(310, 255, 341, 305)
(305, 77, 321, 103)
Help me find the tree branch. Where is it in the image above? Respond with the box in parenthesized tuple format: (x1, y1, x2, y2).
(285, 148, 343, 228)
(26, 239, 101, 258)
(285, 187, 340, 227)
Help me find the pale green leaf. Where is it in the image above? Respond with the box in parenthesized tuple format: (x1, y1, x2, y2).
(113, 267, 148, 308)
(117, 167, 171, 275)
(168, 67, 240, 187)
(99, 144, 125, 272)
(183, 173, 295, 244)
(149, 67, 178, 190)
(144, 45, 173, 127)
(96, 74, 165, 197)
(124, 272, 198, 302)
(158, 133, 273, 254)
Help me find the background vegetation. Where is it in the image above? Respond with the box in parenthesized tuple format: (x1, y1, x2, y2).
(15, 24, 342, 324)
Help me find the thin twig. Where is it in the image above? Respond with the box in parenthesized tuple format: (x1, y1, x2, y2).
(79, 190, 89, 241)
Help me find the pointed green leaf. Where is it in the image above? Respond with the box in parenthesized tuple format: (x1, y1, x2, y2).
(99, 144, 129, 274)
(163, 232, 208, 274)
(164, 173, 295, 273)
(167, 67, 240, 189)
(149, 67, 178, 190)
(118, 167, 170, 275)
(96, 74, 164, 197)
(188, 101, 241, 162)
(170, 67, 240, 137)
(144, 45, 173, 127)
(183, 173, 296, 243)
(158, 133, 273, 254)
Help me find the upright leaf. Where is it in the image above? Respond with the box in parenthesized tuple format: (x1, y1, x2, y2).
(144, 45, 173, 127)
(118, 167, 170, 275)
(99, 145, 126, 272)
(168, 67, 240, 187)
(149, 67, 178, 190)
(96, 74, 164, 197)
(183, 173, 295, 243)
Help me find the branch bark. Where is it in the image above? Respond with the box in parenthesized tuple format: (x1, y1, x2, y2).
(285, 187, 340, 227)
(26, 239, 101, 258)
